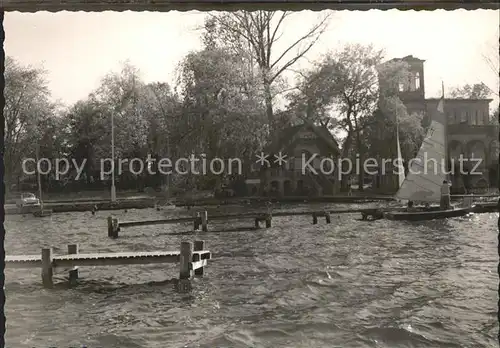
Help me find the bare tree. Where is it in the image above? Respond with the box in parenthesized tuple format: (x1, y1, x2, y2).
(204, 11, 331, 130)
(449, 82, 493, 99)
(481, 42, 499, 98)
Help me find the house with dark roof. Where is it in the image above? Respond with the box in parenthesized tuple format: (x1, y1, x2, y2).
(244, 122, 341, 197)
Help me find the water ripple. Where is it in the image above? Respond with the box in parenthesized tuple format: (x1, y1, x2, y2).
(4, 204, 498, 347)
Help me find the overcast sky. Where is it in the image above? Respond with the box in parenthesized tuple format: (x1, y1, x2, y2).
(5, 9, 499, 108)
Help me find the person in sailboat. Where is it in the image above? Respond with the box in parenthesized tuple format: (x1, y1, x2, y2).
(440, 180, 451, 210)
(406, 200, 417, 212)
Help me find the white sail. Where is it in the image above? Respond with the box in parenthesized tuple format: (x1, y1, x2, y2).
(395, 122, 405, 189)
(395, 97, 447, 203)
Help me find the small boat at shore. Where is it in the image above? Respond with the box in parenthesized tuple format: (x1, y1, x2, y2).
(383, 206, 472, 221)
(366, 87, 475, 222)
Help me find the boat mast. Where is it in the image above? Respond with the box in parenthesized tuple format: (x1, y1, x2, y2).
(442, 81, 450, 184)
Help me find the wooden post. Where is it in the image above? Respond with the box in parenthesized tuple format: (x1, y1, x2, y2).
(41, 248, 53, 288)
(193, 212, 200, 230)
(112, 218, 119, 238)
(67, 244, 79, 287)
(201, 211, 208, 232)
(106, 216, 119, 238)
(312, 212, 318, 224)
(179, 241, 193, 279)
(107, 216, 113, 237)
(177, 241, 193, 292)
(325, 211, 331, 224)
(193, 240, 205, 276)
(265, 214, 272, 228)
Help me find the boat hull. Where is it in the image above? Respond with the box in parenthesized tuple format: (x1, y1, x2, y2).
(383, 207, 472, 221)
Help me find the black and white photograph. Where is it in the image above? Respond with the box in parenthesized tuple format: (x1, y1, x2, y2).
(2, 6, 499, 348)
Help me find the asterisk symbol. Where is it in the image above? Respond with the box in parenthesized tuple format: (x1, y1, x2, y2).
(255, 152, 270, 167)
(273, 152, 287, 166)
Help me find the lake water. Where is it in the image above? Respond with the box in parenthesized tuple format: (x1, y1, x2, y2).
(4, 203, 498, 347)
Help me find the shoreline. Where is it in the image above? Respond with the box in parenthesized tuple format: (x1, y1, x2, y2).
(5, 193, 497, 215)
(172, 195, 395, 206)
(5, 194, 395, 215)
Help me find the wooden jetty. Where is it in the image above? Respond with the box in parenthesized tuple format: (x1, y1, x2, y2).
(5, 241, 211, 291)
(106, 209, 345, 237)
(108, 202, 497, 235)
(108, 211, 275, 237)
(173, 195, 396, 207)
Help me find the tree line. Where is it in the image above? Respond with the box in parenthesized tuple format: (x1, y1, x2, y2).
(5, 11, 498, 196)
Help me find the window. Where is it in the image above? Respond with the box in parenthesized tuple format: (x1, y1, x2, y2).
(398, 82, 405, 92)
(415, 72, 420, 90)
(480, 111, 486, 125)
(470, 111, 476, 125)
(454, 110, 459, 124)
(408, 74, 415, 91)
(460, 111, 467, 124)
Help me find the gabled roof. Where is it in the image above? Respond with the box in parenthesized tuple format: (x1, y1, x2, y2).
(265, 122, 339, 155)
(265, 124, 303, 153)
(313, 125, 340, 152)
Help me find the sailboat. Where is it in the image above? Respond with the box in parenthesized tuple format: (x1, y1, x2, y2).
(382, 84, 474, 221)
(359, 109, 410, 220)
(33, 144, 53, 217)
